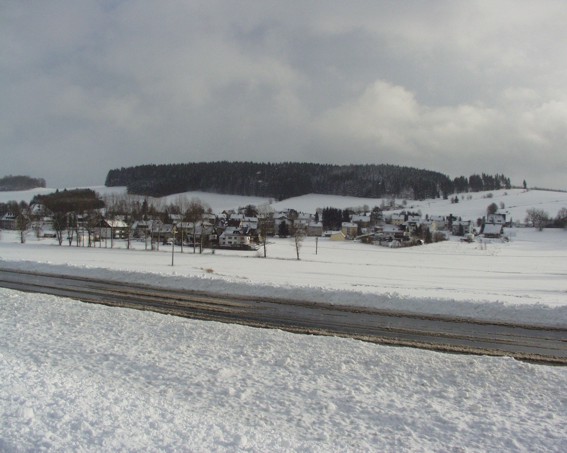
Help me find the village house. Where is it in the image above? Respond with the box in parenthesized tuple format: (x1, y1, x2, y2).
(293, 218, 309, 232)
(30, 215, 55, 238)
(132, 220, 153, 238)
(203, 213, 217, 224)
(389, 213, 406, 225)
(486, 213, 506, 225)
(228, 213, 245, 226)
(480, 213, 507, 239)
(175, 221, 214, 245)
(29, 202, 50, 217)
(0, 212, 17, 229)
(132, 220, 174, 243)
(350, 214, 370, 225)
(404, 220, 421, 235)
(481, 223, 504, 238)
(239, 216, 258, 231)
(351, 214, 371, 234)
(150, 223, 175, 243)
(429, 215, 447, 230)
(451, 220, 474, 236)
(307, 221, 323, 237)
(168, 213, 183, 224)
(297, 212, 314, 224)
(97, 219, 129, 239)
(218, 227, 253, 249)
(375, 223, 408, 243)
(341, 222, 358, 239)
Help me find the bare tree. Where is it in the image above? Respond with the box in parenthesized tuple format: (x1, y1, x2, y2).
(175, 195, 189, 253)
(123, 194, 139, 250)
(185, 198, 207, 253)
(525, 208, 549, 231)
(16, 212, 30, 244)
(52, 212, 66, 245)
(293, 227, 306, 260)
(257, 204, 274, 258)
(556, 207, 567, 229)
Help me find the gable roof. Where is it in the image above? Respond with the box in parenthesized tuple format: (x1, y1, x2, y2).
(351, 215, 370, 223)
(482, 223, 504, 235)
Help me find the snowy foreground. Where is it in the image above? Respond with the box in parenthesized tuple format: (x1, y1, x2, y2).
(2, 289, 566, 452)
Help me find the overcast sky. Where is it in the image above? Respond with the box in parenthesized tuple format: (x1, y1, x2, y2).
(2, 1, 567, 190)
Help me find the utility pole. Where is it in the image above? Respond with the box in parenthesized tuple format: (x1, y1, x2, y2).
(171, 226, 176, 266)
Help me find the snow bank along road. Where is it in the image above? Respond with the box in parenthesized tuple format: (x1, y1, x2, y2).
(1, 268, 566, 365)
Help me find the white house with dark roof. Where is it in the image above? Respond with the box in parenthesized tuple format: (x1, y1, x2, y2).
(218, 227, 253, 249)
(0, 212, 17, 229)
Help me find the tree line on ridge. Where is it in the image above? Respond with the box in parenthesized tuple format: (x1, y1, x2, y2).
(105, 161, 511, 200)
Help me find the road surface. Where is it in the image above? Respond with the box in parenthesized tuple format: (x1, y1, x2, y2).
(1, 267, 565, 364)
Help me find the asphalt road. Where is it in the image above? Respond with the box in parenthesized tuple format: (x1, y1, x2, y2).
(1, 267, 566, 365)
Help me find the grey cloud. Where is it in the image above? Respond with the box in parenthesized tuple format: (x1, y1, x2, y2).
(1, 0, 566, 189)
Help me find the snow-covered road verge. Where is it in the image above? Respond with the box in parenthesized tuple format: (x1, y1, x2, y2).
(2, 256, 566, 328)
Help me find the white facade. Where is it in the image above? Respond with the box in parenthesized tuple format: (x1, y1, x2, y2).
(219, 228, 251, 248)
(487, 213, 506, 224)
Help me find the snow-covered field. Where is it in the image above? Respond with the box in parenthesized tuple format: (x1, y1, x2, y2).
(2, 289, 566, 452)
(1, 187, 567, 451)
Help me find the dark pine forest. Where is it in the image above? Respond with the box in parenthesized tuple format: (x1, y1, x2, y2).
(0, 175, 46, 191)
(105, 162, 511, 200)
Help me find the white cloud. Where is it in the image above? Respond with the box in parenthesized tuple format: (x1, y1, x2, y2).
(315, 80, 420, 151)
(315, 79, 567, 187)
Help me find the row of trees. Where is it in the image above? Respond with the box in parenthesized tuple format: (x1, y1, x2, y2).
(452, 174, 511, 193)
(0, 175, 46, 191)
(525, 207, 567, 231)
(105, 161, 512, 201)
(30, 189, 106, 246)
(0, 200, 31, 243)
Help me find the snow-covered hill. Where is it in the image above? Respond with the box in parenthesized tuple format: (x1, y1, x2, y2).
(3, 186, 567, 223)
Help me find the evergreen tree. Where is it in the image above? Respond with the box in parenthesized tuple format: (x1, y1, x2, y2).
(278, 220, 290, 238)
(424, 228, 432, 244)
